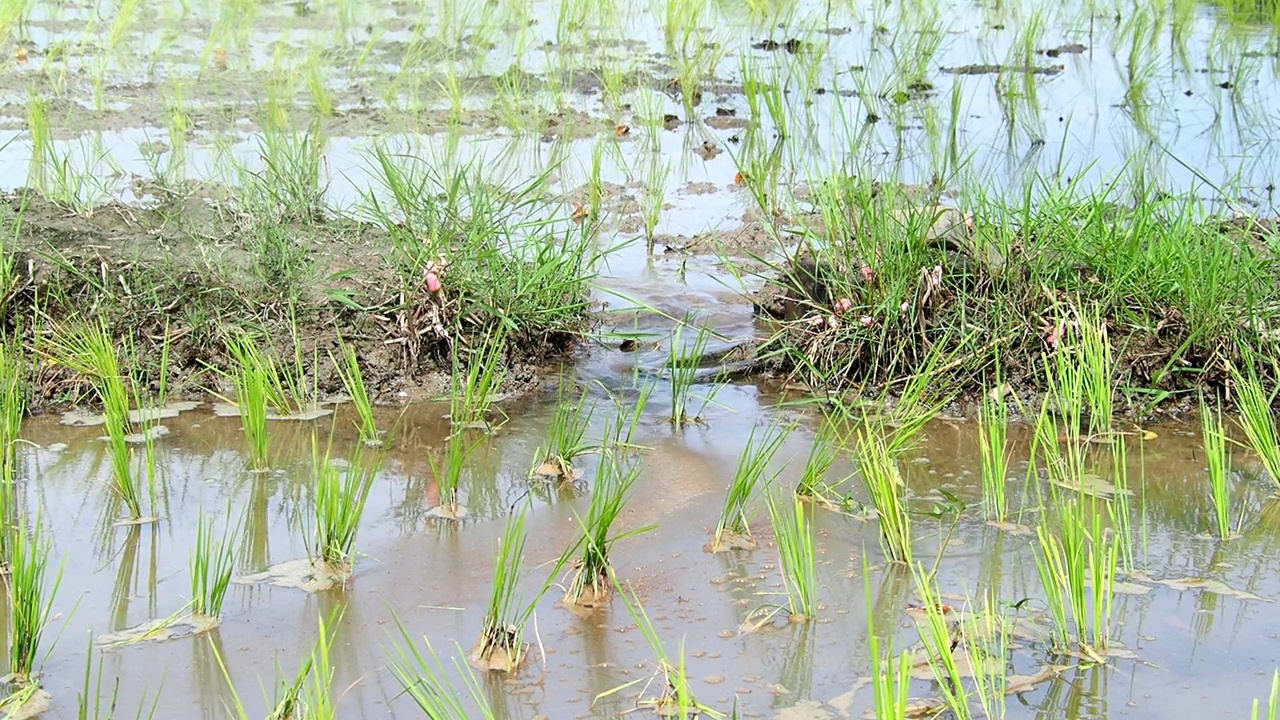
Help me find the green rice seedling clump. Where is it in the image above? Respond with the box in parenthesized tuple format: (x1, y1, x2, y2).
(562, 443, 652, 607)
(713, 423, 789, 551)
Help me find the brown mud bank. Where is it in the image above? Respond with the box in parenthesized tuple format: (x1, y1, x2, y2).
(0, 191, 592, 409)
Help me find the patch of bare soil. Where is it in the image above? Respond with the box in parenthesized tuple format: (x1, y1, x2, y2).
(1, 193, 575, 411)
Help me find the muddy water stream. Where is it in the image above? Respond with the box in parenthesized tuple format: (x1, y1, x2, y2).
(11, 374, 1280, 718)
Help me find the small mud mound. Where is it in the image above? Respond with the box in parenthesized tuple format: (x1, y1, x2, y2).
(97, 612, 221, 649)
(235, 558, 350, 593)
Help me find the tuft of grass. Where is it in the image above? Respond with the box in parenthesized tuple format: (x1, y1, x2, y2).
(7, 515, 62, 684)
(562, 442, 652, 606)
(189, 509, 239, 619)
(853, 424, 913, 565)
(1231, 358, 1280, 487)
(309, 437, 383, 571)
(473, 503, 565, 672)
(978, 392, 1011, 523)
(76, 632, 162, 720)
(331, 340, 380, 447)
(213, 609, 343, 720)
(1202, 397, 1235, 539)
(389, 616, 497, 720)
(713, 423, 789, 550)
(764, 492, 818, 622)
(220, 332, 288, 471)
(962, 591, 1010, 720)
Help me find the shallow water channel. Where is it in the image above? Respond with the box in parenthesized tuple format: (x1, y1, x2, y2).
(12, 362, 1280, 719)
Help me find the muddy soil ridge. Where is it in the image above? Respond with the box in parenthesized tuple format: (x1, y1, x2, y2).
(0, 190, 587, 408)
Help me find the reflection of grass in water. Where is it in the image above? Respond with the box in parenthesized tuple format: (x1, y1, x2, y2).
(909, 562, 971, 720)
(864, 557, 912, 720)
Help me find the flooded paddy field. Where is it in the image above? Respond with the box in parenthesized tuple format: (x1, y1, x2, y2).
(3, 0, 1280, 717)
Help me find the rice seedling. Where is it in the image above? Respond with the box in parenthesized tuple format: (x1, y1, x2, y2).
(296, 611, 339, 719)
(853, 424, 913, 565)
(389, 616, 497, 720)
(309, 437, 384, 572)
(978, 392, 1011, 523)
(562, 443, 652, 607)
(7, 515, 63, 684)
(795, 422, 841, 504)
(426, 429, 482, 521)
(755, 492, 817, 624)
(908, 562, 970, 720)
(1202, 397, 1236, 539)
(189, 510, 239, 619)
(448, 330, 507, 430)
(330, 340, 380, 447)
(1033, 496, 1118, 654)
(962, 591, 1010, 720)
(641, 152, 670, 251)
(1077, 310, 1115, 437)
(666, 321, 723, 427)
(46, 321, 148, 520)
(1254, 670, 1280, 720)
(0, 340, 25, 481)
(533, 386, 595, 479)
(601, 578, 722, 719)
(220, 332, 288, 470)
(472, 503, 565, 672)
(212, 609, 342, 720)
(712, 423, 789, 551)
(1231, 358, 1280, 487)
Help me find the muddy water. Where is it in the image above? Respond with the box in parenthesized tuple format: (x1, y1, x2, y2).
(11, 379, 1280, 719)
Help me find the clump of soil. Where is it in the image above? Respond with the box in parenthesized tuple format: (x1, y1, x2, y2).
(469, 631, 527, 673)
